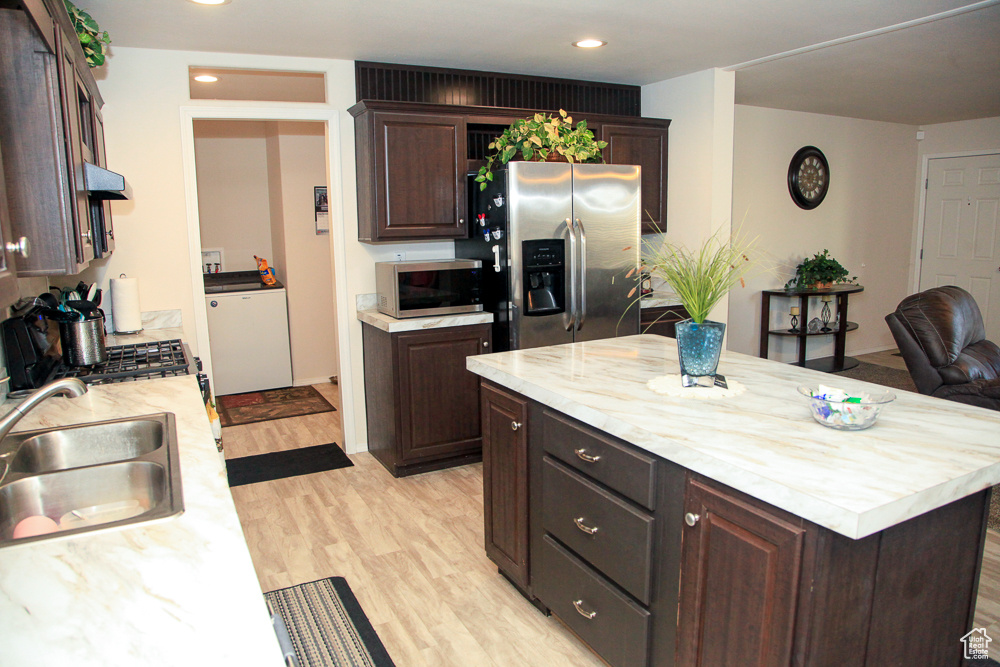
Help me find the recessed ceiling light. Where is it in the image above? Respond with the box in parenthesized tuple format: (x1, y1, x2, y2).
(193, 75, 218, 83)
(573, 39, 606, 48)
(188, 0, 231, 5)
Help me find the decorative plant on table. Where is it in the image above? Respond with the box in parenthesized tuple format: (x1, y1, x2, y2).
(643, 226, 764, 386)
(474, 109, 608, 190)
(64, 0, 111, 68)
(785, 249, 856, 289)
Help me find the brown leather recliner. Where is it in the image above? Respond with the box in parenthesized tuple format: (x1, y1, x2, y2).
(885, 286, 1000, 410)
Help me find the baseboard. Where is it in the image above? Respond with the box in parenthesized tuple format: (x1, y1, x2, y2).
(848, 344, 899, 356)
(293, 376, 336, 387)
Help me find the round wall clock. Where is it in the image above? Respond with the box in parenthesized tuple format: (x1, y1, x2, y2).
(787, 146, 829, 210)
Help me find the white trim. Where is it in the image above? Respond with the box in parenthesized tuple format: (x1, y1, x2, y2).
(178, 105, 359, 454)
(293, 376, 336, 387)
(913, 148, 1000, 294)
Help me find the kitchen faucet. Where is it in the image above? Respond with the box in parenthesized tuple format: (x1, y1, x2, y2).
(0, 378, 88, 441)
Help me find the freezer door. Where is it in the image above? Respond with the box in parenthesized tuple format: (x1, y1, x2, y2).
(206, 290, 293, 396)
(507, 162, 576, 350)
(572, 164, 641, 342)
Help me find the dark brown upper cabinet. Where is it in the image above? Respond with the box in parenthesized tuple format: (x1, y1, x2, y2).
(350, 100, 669, 244)
(352, 102, 468, 243)
(601, 124, 669, 235)
(0, 0, 107, 276)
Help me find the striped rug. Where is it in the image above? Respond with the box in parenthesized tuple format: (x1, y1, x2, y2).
(265, 577, 395, 667)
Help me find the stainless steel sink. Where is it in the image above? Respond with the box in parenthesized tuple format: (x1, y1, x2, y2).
(0, 413, 183, 548)
(5, 418, 165, 474)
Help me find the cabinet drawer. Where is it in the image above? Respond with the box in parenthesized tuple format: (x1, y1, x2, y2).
(541, 409, 656, 510)
(534, 534, 650, 667)
(542, 456, 654, 604)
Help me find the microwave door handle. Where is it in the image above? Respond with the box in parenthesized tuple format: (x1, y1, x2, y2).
(565, 218, 577, 332)
(576, 218, 587, 331)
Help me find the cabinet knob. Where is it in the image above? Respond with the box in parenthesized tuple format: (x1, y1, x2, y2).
(459, 218, 465, 224)
(81, 229, 93, 244)
(483, 341, 489, 348)
(573, 599, 597, 620)
(574, 517, 599, 535)
(5, 236, 30, 258)
(510, 421, 521, 431)
(574, 448, 601, 463)
(685, 512, 700, 527)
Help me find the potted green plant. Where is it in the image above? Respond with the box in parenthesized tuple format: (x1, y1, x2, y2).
(64, 0, 111, 68)
(785, 249, 856, 289)
(643, 226, 764, 385)
(474, 109, 607, 190)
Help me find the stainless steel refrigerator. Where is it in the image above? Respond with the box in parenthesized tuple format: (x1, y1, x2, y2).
(456, 161, 640, 352)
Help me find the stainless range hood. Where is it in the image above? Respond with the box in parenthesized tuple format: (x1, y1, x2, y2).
(83, 162, 132, 200)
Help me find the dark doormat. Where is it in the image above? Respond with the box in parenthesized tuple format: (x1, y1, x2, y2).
(265, 576, 395, 667)
(217, 385, 336, 427)
(226, 443, 353, 487)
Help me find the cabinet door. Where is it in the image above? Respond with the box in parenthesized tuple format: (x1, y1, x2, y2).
(371, 112, 467, 241)
(0, 142, 21, 306)
(677, 477, 805, 667)
(481, 382, 529, 589)
(601, 124, 668, 235)
(396, 324, 489, 462)
(55, 30, 93, 268)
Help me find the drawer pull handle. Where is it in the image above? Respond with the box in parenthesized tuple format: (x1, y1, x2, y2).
(574, 517, 599, 535)
(573, 599, 597, 620)
(574, 448, 601, 463)
(685, 512, 701, 527)
(511, 421, 521, 431)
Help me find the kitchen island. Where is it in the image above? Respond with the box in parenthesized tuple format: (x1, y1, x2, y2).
(0, 330, 283, 666)
(468, 334, 1000, 666)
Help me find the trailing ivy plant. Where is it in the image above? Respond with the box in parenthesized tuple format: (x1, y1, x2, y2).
(64, 0, 111, 68)
(475, 109, 608, 190)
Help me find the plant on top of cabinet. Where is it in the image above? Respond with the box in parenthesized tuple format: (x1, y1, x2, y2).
(475, 109, 608, 190)
(63, 0, 110, 67)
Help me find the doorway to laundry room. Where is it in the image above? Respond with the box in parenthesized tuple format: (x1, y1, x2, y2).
(192, 119, 343, 459)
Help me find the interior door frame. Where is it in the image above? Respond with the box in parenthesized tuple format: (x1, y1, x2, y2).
(912, 148, 1000, 294)
(179, 105, 358, 452)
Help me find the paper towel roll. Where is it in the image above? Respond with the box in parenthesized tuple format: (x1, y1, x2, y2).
(111, 276, 143, 333)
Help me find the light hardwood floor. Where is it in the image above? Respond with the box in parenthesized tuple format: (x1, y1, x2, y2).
(224, 371, 1000, 664)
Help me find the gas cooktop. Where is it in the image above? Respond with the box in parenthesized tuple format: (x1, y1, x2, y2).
(50, 339, 192, 385)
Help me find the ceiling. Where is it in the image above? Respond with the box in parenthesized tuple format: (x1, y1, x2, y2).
(85, 0, 1000, 125)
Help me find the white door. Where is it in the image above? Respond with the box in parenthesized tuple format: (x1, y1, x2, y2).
(920, 153, 1000, 341)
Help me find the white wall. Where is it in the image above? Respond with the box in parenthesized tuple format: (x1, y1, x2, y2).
(74, 46, 453, 453)
(730, 105, 918, 361)
(268, 121, 339, 385)
(641, 69, 736, 323)
(194, 120, 273, 272)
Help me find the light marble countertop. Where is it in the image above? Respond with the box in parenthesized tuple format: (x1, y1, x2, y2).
(358, 308, 494, 333)
(467, 334, 1000, 540)
(0, 343, 283, 664)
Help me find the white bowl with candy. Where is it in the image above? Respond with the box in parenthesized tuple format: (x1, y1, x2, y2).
(797, 385, 895, 430)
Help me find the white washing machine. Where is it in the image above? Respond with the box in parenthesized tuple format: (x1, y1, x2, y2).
(206, 287, 293, 396)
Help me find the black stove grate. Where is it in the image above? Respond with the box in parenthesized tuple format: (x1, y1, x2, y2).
(51, 339, 191, 384)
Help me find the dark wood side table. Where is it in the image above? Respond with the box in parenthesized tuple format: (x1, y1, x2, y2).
(759, 285, 864, 372)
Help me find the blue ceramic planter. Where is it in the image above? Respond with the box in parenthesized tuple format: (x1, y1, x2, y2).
(675, 319, 725, 385)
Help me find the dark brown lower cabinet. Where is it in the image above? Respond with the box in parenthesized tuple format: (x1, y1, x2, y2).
(481, 386, 991, 667)
(481, 382, 530, 590)
(639, 304, 689, 338)
(362, 322, 490, 476)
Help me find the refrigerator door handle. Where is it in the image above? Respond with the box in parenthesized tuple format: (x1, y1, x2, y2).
(576, 218, 587, 331)
(565, 218, 577, 332)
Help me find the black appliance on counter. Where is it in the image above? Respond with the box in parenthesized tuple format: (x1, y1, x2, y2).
(2, 308, 192, 396)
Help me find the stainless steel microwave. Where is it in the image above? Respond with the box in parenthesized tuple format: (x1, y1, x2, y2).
(375, 259, 484, 319)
